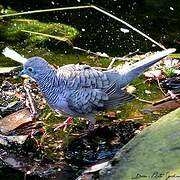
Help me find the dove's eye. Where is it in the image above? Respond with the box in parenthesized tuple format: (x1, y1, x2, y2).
(27, 67, 33, 72)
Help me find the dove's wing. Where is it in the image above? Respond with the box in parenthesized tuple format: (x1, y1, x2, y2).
(56, 64, 110, 89)
(103, 83, 135, 109)
(67, 88, 108, 114)
(67, 83, 135, 114)
(56, 64, 134, 114)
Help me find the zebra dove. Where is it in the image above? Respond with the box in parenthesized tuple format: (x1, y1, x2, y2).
(19, 48, 175, 131)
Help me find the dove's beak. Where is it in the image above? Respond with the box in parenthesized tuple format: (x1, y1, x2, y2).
(18, 69, 29, 78)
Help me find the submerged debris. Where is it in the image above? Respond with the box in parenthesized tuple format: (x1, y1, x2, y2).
(65, 120, 142, 166)
(0, 148, 76, 180)
(0, 78, 49, 178)
(161, 76, 180, 94)
(0, 134, 28, 147)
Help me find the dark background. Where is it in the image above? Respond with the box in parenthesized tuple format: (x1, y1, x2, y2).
(1, 0, 180, 55)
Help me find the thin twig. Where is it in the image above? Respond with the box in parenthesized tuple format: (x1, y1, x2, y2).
(0, 5, 92, 18)
(73, 46, 109, 57)
(21, 30, 73, 46)
(125, 116, 144, 121)
(137, 93, 180, 106)
(136, 97, 153, 104)
(123, 49, 140, 58)
(107, 58, 116, 69)
(73, 46, 127, 60)
(108, 49, 143, 69)
(156, 78, 166, 96)
(24, 81, 37, 116)
(74, 46, 116, 70)
(152, 93, 180, 106)
(74, 45, 129, 70)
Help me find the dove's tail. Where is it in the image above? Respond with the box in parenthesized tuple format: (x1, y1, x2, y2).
(118, 48, 176, 86)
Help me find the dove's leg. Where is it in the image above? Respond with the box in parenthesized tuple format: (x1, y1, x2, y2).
(54, 117, 73, 131)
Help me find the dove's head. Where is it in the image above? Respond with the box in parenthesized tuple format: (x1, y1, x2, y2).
(19, 57, 52, 80)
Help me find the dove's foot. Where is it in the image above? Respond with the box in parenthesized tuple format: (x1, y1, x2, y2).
(54, 117, 73, 132)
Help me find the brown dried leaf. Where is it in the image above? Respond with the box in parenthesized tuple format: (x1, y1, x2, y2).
(144, 100, 180, 112)
(0, 108, 33, 134)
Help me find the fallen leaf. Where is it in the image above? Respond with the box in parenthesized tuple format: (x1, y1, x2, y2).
(143, 100, 180, 112)
(84, 161, 109, 173)
(0, 108, 33, 134)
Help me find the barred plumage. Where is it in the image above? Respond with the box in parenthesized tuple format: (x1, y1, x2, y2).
(19, 48, 176, 130)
